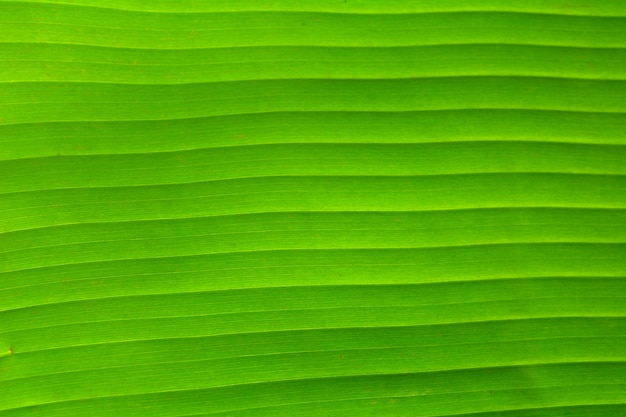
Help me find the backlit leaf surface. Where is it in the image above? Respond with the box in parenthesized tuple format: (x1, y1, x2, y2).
(1, 1, 625, 416)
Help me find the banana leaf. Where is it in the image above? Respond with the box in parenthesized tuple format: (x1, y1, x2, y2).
(1, 1, 625, 416)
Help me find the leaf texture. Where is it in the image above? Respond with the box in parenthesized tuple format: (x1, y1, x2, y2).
(1, 1, 625, 416)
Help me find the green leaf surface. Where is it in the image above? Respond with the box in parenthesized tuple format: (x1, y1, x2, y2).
(1, 1, 625, 416)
